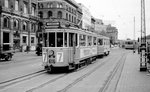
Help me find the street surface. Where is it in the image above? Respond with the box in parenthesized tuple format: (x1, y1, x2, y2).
(0, 48, 150, 92)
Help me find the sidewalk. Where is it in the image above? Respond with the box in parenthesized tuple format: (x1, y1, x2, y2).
(116, 52, 150, 92)
(12, 51, 40, 63)
(0, 51, 41, 65)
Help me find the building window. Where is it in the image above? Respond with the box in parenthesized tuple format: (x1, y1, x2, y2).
(66, 5, 68, 10)
(23, 2, 28, 14)
(31, 3, 36, 16)
(31, 23, 35, 32)
(74, 10, 76, 15)
(56, 4, 59, 8)
(38, 3, 44, 9)
(69, 14, 71, 21)
(47, 3, 53, 8)
(5, 0, 9, 8)
(23, 21, 27, 31)
(13, 19, 19, 29)
(57, 3, 63, 8)
(31, 37, 35, 43)
(15, 0, 19, 11)
(72, 16, 73, 22)
(48, 11, 52, 18)
(60, 4, 63, 8)
(23, 36, 27, 43)
(3, 17, 9, 28)
(66, 13, 68, 20)
(38, 11, 43, 18)
(47, 3, 50, 8)
(57, 11, 62, 18)
(74, 17, 76, 23)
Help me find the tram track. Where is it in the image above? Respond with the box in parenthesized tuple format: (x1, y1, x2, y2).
(98, 52, 127, 92)
(1, 51, 126, 92)
(0, 70, 46, 89)
(56, 52, 127, 92)
(25, 55, 114, 92)
(56, 54, 124, 92)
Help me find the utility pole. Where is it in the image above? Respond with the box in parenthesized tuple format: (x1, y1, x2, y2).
(133, 16, 136, 51)
(0, 5, 2, 54)
(28, 0, 32, 52)
(134, 17, 135, 41)
(140, 0, 147, 71)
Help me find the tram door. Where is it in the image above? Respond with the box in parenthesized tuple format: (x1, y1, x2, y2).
(68, 33, 76, 65)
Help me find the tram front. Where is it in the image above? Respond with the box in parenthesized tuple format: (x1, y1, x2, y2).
(42, 31, 76, 72)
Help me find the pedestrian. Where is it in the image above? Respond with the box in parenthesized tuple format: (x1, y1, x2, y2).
(26, 46, 30, 53)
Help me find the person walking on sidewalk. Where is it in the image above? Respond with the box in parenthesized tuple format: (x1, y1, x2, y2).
(26, 46, 30, 53)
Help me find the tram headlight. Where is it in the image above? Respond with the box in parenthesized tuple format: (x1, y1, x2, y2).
(49, 50, 54, 56)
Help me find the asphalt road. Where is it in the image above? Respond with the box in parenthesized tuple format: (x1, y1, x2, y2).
(0, 48, 138, 92)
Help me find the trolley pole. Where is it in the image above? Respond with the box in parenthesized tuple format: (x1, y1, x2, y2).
(139, 0, 147, 71)
(27, 0, 32, 52)
(133, 16, 136, 52)
(0, 5, 2, 54)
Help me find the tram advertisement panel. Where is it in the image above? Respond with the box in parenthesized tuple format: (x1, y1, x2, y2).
(80, 47, 97, 58)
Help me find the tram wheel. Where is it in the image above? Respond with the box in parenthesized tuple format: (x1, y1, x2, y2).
(46, 66, 53, 73)
(75, 64, 79, 70)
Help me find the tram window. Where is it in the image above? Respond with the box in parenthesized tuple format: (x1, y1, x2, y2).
(57, 32, 63, 47)
(49, 33, 55, 47)
(93, 37, 97, 45)
(104, 40, 105, 45)
(79, 34, 86, 46)
(64, 33, 67, 47)
(69, 33, 73, 47)
(97, 39, 103, 45)
(88, 36, 92, 46)
(75, 34, 78, 46)
(44, 33, 47, 47)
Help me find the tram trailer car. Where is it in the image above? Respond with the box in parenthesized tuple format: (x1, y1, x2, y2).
(124, 40, 137, 49)
(42, 28, 110, 72)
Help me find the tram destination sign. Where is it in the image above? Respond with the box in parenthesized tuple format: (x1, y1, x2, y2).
(46, 22, 59, 26)
(45, 22, 60, 29)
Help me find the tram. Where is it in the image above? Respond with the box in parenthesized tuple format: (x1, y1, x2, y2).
(42, 28, 110, 72)
(124, 40, 137, 49)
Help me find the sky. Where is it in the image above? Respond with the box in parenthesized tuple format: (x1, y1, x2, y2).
(75, 0, 150, 40)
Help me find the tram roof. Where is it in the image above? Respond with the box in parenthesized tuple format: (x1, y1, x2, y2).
(45, 28, 109, 39)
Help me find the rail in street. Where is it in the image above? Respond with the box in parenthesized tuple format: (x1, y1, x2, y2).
(99, 52, 127, 92)
(1, 49, 147, 92)
(0, 70, 45, 89)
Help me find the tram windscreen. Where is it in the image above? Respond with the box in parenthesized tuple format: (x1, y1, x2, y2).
(49, 33, 55, 47)
(57, 33, 63, 47)
(64, 33, 67, 47)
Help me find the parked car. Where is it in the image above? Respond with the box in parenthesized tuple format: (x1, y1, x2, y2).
(0, 50, 14, 61)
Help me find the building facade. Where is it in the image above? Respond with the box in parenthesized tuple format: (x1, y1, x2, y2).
(37, 0, 82, 33)
(78, 3, 91, 30)
(0, 0, 39, 52)
(94, 18, 107, 35)
(106, 24, 118, 44)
